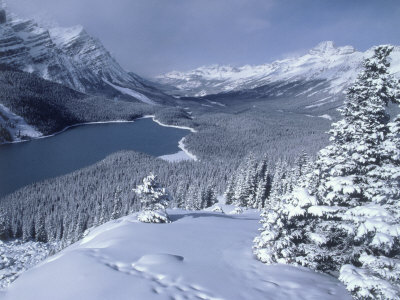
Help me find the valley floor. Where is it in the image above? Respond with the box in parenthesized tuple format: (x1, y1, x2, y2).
(1, 206, 351, 300)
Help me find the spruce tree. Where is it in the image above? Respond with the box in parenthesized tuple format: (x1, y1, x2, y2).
(0, 211, 9, 239)
(224, 175, 236, 205)
(35, 213, 47, 243)
(254, 45, 400, 299)
(134, 173, 171, 223)
(111, 187, 123, 220)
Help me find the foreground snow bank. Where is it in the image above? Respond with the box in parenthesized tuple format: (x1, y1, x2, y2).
(2, 209, 351, 300)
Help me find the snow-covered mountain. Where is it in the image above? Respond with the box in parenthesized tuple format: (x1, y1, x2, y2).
(0, 9, 170, 104)
(155, 41, 400, 108)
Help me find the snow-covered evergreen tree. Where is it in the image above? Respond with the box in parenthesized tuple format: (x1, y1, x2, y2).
(174, 182, 186, 209)
(0, 211, 9, 239)
(202, 185, 218, 208)
(35, 212, 47, 243)
(74, 212, 87, 241)
(224, 175, 236, 205)
(134, 174, 171, 223)
(111, 187, 123, 220)
(185, 185, 199, 210)
(225, 154, 272, 208)
(264, 159, 289, 211)
(254, 45, 400, 299)
(248, 157, 270, 209)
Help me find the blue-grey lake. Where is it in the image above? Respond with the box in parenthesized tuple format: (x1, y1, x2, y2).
(0, 118, 189, 198)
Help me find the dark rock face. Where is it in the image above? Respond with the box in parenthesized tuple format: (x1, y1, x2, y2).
(0, 10, 6, 24)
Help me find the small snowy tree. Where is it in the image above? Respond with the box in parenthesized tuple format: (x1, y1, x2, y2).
(225, 154, 271, 208)
(224, 175, 236, 205)
(35, 213, 47, 243)
(111, 187, 123, 220)
(0, 211, 9, 239)
(134, 173, 171, 223)
(202, 185, 218, 208)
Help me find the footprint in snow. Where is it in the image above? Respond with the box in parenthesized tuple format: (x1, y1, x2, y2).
(88, 251, 222, 300)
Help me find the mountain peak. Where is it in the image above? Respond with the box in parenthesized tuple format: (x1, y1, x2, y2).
(309, 41, 356, 56)
(309, 41, 337, 55)
(49, 25, 85, 45)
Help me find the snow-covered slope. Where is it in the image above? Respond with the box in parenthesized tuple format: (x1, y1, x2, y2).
(0, 9, 170, 104)
(0, 103, 42, 142)
(2, 207, 351, 300)
(156, 42, 400, 108)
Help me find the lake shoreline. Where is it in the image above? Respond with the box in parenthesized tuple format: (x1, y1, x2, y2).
(0, 120, 136, 146)
(141, 115, 198, 162)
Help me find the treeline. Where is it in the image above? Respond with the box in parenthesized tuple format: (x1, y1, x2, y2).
(224, 152, 312, 210)
(0, 68, 155, 140)
(0, 62, 336, 254)
(0, 146, 308, 249)
(181, 99, 330, 162)
(0, 151, 236, 247)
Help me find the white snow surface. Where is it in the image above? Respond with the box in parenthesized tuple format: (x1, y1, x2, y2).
(0, 103, 42, 141)
(141, 115, 198, 162)
(2, 209, 351, 300)
(48, 25, 85, 48)
(159, 137, 198, 163)
(143, 115, 197, 133)
(319, 114, 333, 121)
(158, 150, 193, 162)
(156, 42, 400, 98)
(105, 81, 156, 105)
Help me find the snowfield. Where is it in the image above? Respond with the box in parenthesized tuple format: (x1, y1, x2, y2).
(2, 207, 351, 300)
(155, 42, 400, 100)
(105, 81, 156, 105)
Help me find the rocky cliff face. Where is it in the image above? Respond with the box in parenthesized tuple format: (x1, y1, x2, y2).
(0, 10, 171, 104)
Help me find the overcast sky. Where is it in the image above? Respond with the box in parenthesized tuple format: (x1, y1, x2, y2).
(7, 0, 400, 77)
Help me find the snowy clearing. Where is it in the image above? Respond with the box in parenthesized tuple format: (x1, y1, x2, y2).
(178, 137, 198, 161)
(159, 150, 193, 162)
(142, 116, 198, 161)
(0, 103, 42, 141)
(105, 81, 156, 105)
(2, 208, 351, 300)
(143, 115, 197, 133)
(206, 100, 226, 107)
(158, 137, 198, 162)
(318, 114, 333, 121)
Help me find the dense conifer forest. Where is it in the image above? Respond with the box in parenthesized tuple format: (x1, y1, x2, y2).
(1, 42, 399, 299)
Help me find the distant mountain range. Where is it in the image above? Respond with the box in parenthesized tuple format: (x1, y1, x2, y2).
(0, 8, 172, 105)
(1, 4, 400, 141)
(155, 41, 400, 110)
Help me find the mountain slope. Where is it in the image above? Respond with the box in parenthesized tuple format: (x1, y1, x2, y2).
(0, 66, 152, 143)
(2, 207, 351, 300)
(156, 42, 400, 110)
(0, 9, 171, 105)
